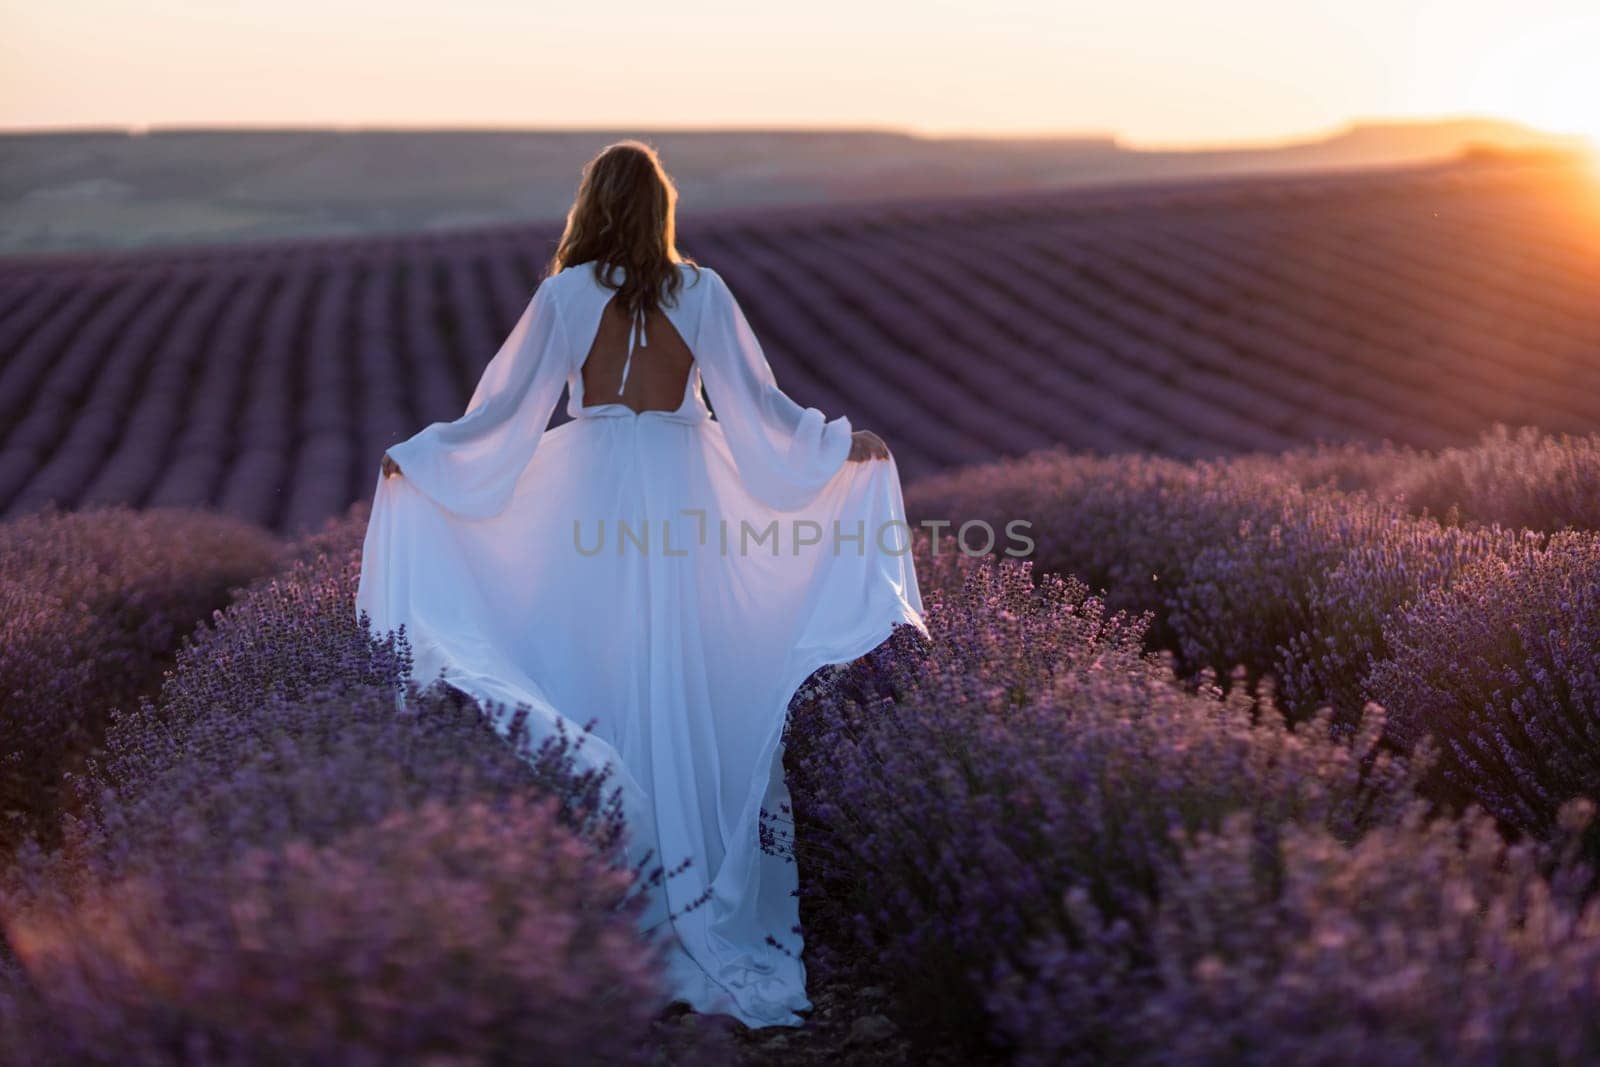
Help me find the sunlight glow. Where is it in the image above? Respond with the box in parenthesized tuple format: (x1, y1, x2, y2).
(1461, 15, 1600, 148)
(1, 0, 1598, 147)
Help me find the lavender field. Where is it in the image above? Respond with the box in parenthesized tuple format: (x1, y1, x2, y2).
(3, 156, 1600, 1064)
(2, 155, 1598, 533)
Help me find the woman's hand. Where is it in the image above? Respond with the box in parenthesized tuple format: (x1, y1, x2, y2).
(381, 453, 403, 479)
(847, 429, 890, 462)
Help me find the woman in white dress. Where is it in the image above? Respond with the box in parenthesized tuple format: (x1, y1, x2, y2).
(355, 140, 927, 1029)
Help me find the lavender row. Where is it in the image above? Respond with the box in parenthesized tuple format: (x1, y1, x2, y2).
(3, 160, 1599, 531)
(0, 504, 281, 855)
(783, 537, 1600, 1063)
(906, 426, 1600, 835)
(0, 506, 711, 1064)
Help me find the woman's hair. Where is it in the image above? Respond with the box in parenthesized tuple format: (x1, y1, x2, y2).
(548, 139, 698, 316)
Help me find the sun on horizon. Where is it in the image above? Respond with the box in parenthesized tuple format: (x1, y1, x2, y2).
(1, 0, 1598, 151)
(1445, 12, 1600, 150)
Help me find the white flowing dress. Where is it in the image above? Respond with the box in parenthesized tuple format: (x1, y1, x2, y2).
(354, 259, 927, 1028)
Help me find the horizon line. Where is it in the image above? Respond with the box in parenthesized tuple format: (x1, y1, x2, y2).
(0, 111, 1586, 154)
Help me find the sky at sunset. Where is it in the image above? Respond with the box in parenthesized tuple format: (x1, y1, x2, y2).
(3, 0, 1599, 147)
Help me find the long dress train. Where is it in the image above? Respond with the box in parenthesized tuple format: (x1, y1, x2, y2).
(354, 260, 926, 1028)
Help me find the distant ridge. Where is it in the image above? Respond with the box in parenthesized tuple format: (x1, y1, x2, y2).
(1, 117, 1588, 255)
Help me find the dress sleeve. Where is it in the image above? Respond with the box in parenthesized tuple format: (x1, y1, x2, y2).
(383, 277, 572, 520)
(694, 267, 854, 511)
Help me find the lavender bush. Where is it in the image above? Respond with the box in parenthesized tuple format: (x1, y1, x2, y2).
(68, 681, 627, 882)
(0, 504, 281, 853)
(1372, 530, 1600, 838)
(1162, 801, 1599, 1065)
(0, 506, 708, 1064)
(911, 449, 1455, 721)
(1170, 488, 1532, 724)
(141, 513, 403, 737)
(789, 544, 1600, 1062)
(907, 449, 1250, 640)
(1, 416, 1595, 1063)
(2, 796, 670, 1066)
(84, 504, 630, 851)
(907, 434, 1582, 728)
(786, 549, 1424, 1059)
(1268, 424, 1600, 532)
(999, 801, 1600, 1066)
(277, 497, 372, 567)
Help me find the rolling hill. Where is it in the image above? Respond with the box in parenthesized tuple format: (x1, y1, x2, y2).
(1, 154, 1598, 534)
(0, 118, 1586, 254)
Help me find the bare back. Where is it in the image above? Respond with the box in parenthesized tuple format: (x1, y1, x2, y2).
(580, 293, 695, 414)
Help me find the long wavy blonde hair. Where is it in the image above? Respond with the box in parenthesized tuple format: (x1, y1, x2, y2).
(548, 140, 699, 317)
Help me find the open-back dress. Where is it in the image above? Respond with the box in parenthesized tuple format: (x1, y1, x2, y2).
(354, 259, 927, 1028)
